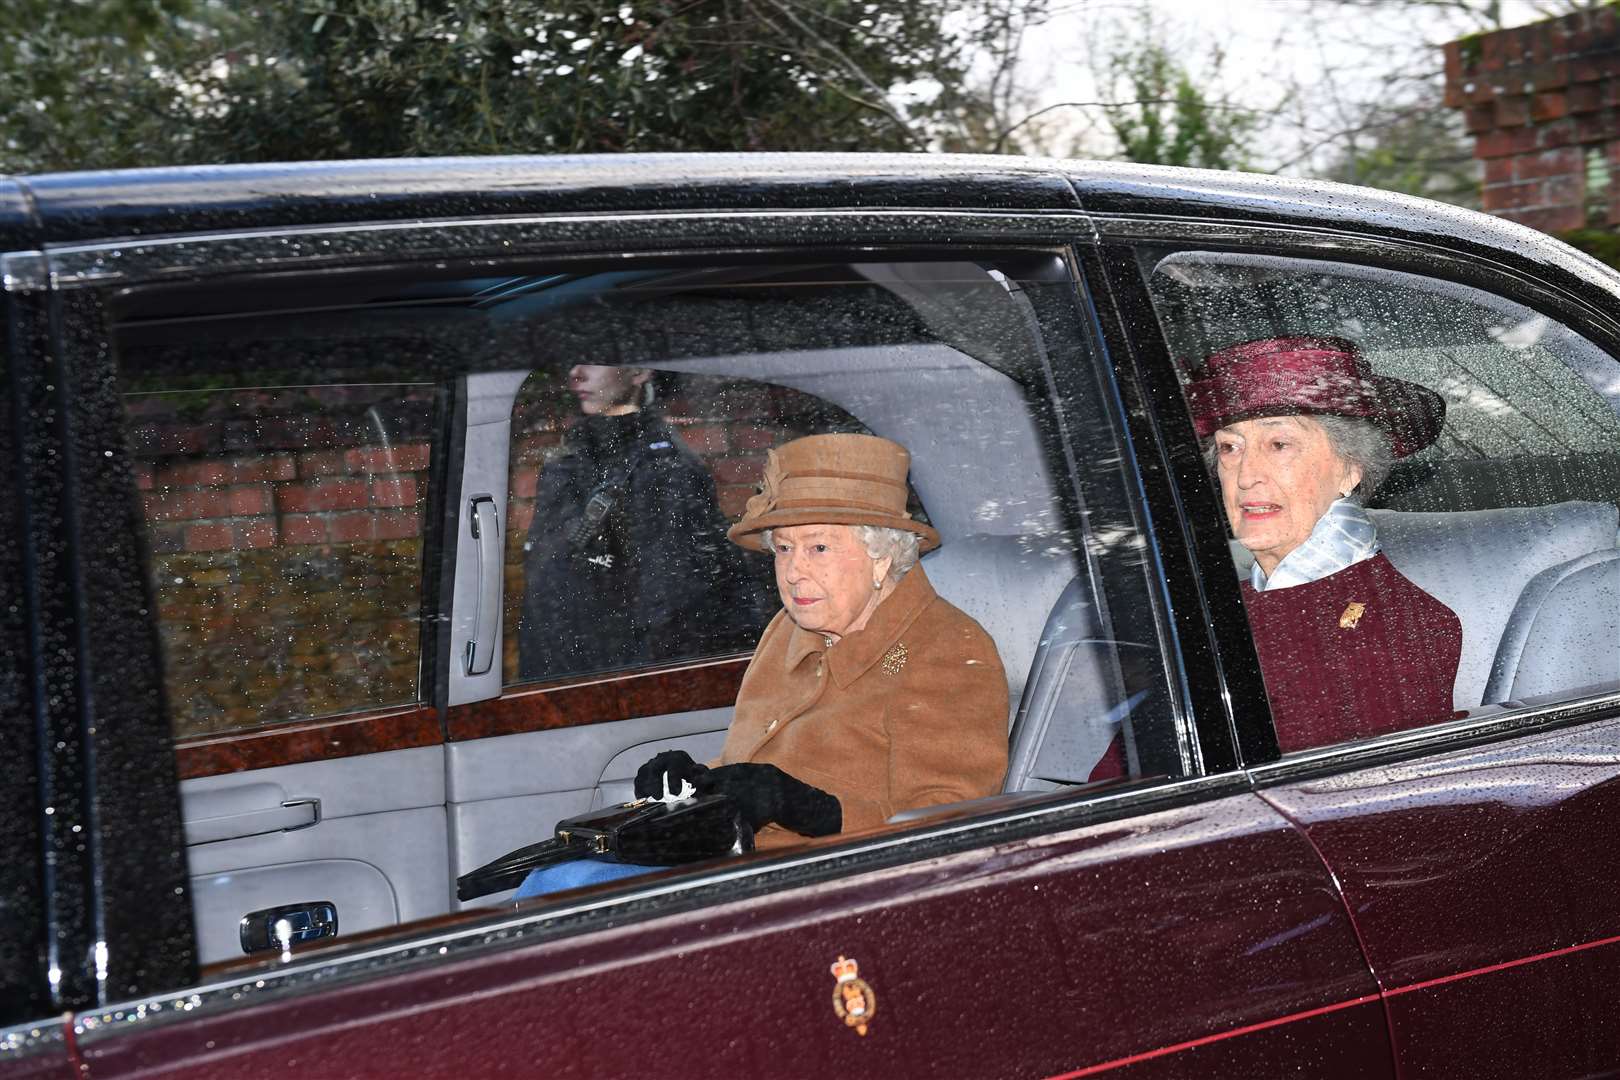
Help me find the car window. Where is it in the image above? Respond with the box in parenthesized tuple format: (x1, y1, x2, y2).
(502, 371, 897, 684)
(1140, 247, 1620, 754)
(121, 375, 441, 739)
(99, 252, 1180, 976)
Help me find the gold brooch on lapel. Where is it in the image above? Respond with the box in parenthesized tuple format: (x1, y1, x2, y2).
(881, 642, 908, 675)
(830, 956, 876, 1036)
(1339, 601, 1366, 629)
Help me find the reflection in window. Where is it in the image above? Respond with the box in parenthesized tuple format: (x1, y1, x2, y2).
(123, 383, 438, 737)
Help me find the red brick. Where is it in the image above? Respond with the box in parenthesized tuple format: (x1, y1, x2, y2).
(133, 462, 155, 491)
(1529, 91, 1567, 124)
(344, 444, 430, 474)
(509, 502, 535, 533)
(1538, 121, 1577, 148)
(1495, 95, 1530, 127)
(326, 513, 376, 543)
(1480, 29, 1509, 71)
(717, 485, 753, 520)
(675, 424, 728, 454)
(1542, 173, 1585, 207)
(144, 488, 230, 522)
(1484, 158, 1515, 186)
(711, 455, 763, 486)
(1483, 180, 1549, 211)
(1528, 60, 1571, 92)
(372, 510, 421, 541)
(1572, 54, 1605, 83)
(277, 478, 368, 513)
(1574, 111, 1620, 144)
(1465, 103, 1497, 134)
(297, 450, 347, 477)
(232, 518, 277, 549)
(1515, 146, 1581, 179)
(1475, 126, 1541, 158)
(727, 424, 781, 451)
(369, 474, 418, 508)
(280, 514, 329, 545)
(155, 460, 229, 487)
(183, 523, 234, 552)
(226, 484, 272, 516)
(230, 454, 297, 483)
(510, 470, 538, 499)
(1568, 82, 1603, 114)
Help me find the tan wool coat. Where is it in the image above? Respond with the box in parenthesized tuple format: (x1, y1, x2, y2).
(715, 564, 1009, 850)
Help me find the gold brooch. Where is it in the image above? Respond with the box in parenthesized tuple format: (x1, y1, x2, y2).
(881, 642, 907, 675)
(830, 956, 877, 1036)
(1339, 601, 1366, 629)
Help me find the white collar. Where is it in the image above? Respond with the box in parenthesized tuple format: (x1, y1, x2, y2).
(1250, 498, 1379, 592)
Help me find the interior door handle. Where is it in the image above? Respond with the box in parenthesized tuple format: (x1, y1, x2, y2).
(182, 788, 321, 845)
(464, 494, 500, 676)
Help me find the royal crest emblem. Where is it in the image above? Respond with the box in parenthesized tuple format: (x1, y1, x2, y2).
(830, 955, 877, 1036)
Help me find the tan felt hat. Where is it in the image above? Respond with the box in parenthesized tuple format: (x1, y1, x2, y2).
(727, 433, 941, 554)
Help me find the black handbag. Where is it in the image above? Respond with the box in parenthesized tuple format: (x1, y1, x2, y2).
(456, 794, 753, 902)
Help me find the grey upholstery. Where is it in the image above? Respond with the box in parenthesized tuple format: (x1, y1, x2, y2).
(1485, 550, 1620, 703)
(1231, 501, 1619, 708)
(922, 533, 1077, 709)
(1001, 576, 1150, 793)
(1371, 502, 1617, 708)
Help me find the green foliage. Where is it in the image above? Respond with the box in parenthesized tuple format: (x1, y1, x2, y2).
(1320, 107, 1482, 209)
(2, 0, 1021, 172)
(1558, 227, 1620, 270)
(1100, 21, 1255, 170)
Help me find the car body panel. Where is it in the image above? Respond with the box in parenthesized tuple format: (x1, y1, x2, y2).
(75, 791, 1391, 1079)
(1261, 712, 1620, 1077)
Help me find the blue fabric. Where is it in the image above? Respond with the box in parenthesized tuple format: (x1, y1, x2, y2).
(1251, 498, 1380, 592)
(512, 857, 661, 900)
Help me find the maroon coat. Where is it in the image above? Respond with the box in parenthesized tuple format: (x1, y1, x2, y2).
(1241, 553, 1462, 753)
(1090, 552, 1462, 779)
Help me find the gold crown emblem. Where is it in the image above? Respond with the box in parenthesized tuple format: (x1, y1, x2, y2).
(830, 956, 860, 983)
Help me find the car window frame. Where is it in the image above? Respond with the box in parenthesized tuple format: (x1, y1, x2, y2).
(1093, 214, 1620, 785)
(23, 206, 1260, 1044)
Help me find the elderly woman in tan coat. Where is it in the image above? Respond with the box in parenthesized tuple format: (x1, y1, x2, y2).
(634, 433, 1010, 850)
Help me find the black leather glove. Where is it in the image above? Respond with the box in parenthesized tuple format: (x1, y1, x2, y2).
(708, 763, 841, 837)
(633, 750, 713, 800)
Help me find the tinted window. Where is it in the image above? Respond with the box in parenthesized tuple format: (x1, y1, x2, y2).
(1142, 248, 1620, 753)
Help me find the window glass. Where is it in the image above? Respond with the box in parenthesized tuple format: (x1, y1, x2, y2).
(121, 378, 439, 738)
(1142, 248, 1620, 753)
(103, 253, 1178, 975)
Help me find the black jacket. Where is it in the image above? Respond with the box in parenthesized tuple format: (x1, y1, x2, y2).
(518, 412, 770, 681)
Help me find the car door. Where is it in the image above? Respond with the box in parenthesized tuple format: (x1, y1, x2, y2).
(1103, 214, 1620, 1077)
(6, 161, 1394, 1078)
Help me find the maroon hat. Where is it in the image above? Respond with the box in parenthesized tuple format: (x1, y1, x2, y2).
(1184, 336, 1444, 458)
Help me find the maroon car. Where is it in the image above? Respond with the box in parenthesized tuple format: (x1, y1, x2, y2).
(2, 155, 1619, 1078)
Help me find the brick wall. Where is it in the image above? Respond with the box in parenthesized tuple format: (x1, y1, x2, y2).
(1444, 7, 1620, 232)
(127, 374, 855, 734)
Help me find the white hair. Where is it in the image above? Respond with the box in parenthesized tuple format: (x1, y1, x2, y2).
(760, 524, 921, 583)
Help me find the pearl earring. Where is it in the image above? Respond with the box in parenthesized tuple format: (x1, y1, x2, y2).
(873, 579, 883, 591)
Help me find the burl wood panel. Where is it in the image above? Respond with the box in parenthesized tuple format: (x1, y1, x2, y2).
(446, 655, 750, 741)
(174, 704, 442, 780)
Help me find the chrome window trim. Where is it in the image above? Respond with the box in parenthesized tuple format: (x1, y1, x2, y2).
(9, 208, 1100, 291)
(0, 1018, 68, 1061)
(0, 250, 45, 292)
(1246, 691, 1620, 788)
(1090, 213, 1620, 345)
(70, 770, 1248, 1046)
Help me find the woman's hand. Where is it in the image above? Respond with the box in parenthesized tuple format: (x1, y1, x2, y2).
(633, 750, 712, 801)
(708, 763, 841, 836)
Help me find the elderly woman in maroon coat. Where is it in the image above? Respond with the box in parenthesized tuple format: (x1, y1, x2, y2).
(1188, 335, 1462, 753)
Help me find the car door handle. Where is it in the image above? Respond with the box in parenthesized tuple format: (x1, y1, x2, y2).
(182, 784, 321, 845)
(464, 494, 500, 676)
(240, 901, 338, 955)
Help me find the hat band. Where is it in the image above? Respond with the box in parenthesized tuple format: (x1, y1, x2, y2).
(769, 496, 907, 516)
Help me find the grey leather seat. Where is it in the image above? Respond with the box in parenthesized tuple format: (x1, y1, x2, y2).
(1231, 501, 1619, 708)
(1485, 550, 1620, 703)
(1001, 576, 1153, 792)
(921, 533, 1076, 715)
